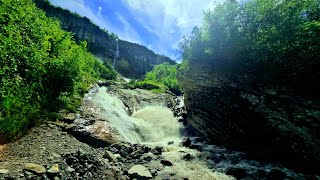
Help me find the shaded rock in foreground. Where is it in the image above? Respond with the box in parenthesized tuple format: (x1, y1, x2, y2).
(24, 163, 46, 174)
(128, 165, 153, 179)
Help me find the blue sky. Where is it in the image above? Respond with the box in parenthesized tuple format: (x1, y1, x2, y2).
(48, 0, 217, 60)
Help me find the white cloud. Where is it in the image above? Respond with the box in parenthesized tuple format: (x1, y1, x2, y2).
(48, 0, 221, 60)
(115, 13, 141, 44)
(122, 0, 216, 59)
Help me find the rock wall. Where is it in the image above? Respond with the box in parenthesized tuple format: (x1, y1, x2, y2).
(181, 63, 320, 174)
(34, 0, 175, 79)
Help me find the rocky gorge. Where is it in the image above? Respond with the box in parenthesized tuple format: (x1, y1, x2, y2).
(0, 80, 316, 179)
(181, 62, 320, 176)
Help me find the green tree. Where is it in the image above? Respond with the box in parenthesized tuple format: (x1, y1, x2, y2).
(0, 0, 116, 142)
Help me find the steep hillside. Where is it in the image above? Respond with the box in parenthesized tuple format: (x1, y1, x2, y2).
(34, 0, 176, 78)
(179, 0, 320, 174)
(0, 0, 115, 143)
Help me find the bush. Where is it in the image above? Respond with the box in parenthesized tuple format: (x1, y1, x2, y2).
(128, 62, 182, 95)
(0, 0, 116, 142)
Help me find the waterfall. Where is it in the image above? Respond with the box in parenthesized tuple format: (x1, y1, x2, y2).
(112, 38, 119, 69)
(88, 86, 234, 179)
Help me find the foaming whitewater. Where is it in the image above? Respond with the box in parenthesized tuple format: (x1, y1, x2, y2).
(86, 86, 307, 179)
(90, 86, 234, 179)
(92, 87, 182, 144)
(132, 106, 182, 144)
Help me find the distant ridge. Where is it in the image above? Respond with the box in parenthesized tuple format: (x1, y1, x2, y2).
(34, 0, 176, 78)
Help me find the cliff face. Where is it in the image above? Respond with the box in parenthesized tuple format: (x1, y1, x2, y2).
(34, 0, 175, 78)
(181, 62, 320, 174)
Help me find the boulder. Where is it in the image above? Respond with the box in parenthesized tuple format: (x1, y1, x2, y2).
(48, 164, 59, 174)
(182, 153, 193, 161)
(181, 137, 191, 147)
(103, 151, 117, 162)
(151, 146, 164, 155)
(128, 165, 153, 179)
(160, 159, 173, 166)
(24, 163, 46, 174)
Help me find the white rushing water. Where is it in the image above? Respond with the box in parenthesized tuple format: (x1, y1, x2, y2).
(89, 86, 234, 179)
(85, 86, 307, 179)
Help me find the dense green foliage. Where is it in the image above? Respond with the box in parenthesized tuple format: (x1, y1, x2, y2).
(34, 0, 175, 78)
(0, 0, 115, 141)
(129, 63, 182, 95)
(180, 0, 320, 96)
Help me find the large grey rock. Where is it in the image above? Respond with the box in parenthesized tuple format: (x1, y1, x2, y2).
(128, 165, 152, 179)
(24, 163, 46, 174)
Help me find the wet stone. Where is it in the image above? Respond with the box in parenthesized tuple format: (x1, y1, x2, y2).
(151, 146, 164, 155)
(143, 146, 151, 153)
(181, 137, 191, 147)
(182, 153, 193, 161)
(141, 153, 157, 162)
(160, 159, 173, 166)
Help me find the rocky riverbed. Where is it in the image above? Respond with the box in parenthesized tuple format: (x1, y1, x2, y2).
(0, 81, 317, 180)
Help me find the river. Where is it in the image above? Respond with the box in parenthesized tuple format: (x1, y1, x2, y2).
(81, 85, 306, 179)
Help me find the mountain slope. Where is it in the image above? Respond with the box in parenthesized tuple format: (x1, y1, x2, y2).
(34, 0, 176, 78)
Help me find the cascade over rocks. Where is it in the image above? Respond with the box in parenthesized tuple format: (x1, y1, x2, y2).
(1, 81, 315, 179)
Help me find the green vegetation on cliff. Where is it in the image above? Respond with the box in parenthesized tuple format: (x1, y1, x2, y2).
(34, 0, 176, 78)
(0, 0, 115, 142)
(129, 62, 183, 95)
(178, 0, 320, 173)
(180, 0, 320, 96)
